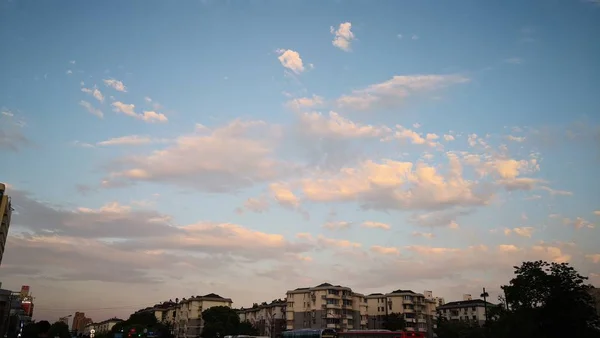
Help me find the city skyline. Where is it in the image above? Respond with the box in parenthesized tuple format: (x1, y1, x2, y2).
(1, 0, 599, 322)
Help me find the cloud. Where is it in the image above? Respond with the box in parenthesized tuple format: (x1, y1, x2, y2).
(1, 188, 315, 286)
(270, 182, 301, 208)
(0, 111, 30, 151)
(285, 95, 325, 111)
(300, 154, 493, 211)
(361, 221, 390, 230)
(330, 22, 355, 51)
(323, 221, 352, 230)
(408, 209, 471, 228)
(103, 79, 128, 92)
(97, 135, 169, 146)
(238, 196, 270, 214)
(383, 124, 441, 148)
(276, 49, 305, 74)
(503, 227, 535, 238)
(79, 100, 103, 118)
(370, 245, 400, 255)
(81, 86, 105, 103)
(297, 111, 391, 139)
(336, 74, 469, 111)
(586, 254, 600, 263)
(562, 217, 595, 229)
(539, 186, 573, 196)
(344, 242, 575, 290)
(411, 231, 435, 239)
(102, 119, 286, 192)
(111, 101, 168, 123)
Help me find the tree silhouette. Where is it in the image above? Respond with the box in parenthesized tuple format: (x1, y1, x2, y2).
(381, 313, 406, 331)
(489, 260, 600, 338)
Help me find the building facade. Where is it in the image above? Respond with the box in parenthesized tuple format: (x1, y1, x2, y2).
(285, 283, 368, 331)
(366, 290, 437, 334)
(96, 318, 124, 333)
(169, 293, 233, 338)
(238, 300, 286, 338)
(436, 299, 493, 326)
(0, 183, 12, 267)
(73, 312, 93, 334)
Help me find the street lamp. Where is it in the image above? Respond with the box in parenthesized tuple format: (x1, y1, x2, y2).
(480, 288, 489, 324)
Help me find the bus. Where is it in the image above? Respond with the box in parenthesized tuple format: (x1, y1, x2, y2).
(282, 329, 337, 338)
(338, 330, 425, 338)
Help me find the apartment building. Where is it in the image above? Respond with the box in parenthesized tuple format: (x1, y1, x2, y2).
(237, 300, 286, 337)
(366, 290, 438, 334)
(285, 283, 368, 331)
(0, 183, 12, 267)
(436, 299, 494, 326)
(96, 318, 123, 333)
(172, 293, 233, 338)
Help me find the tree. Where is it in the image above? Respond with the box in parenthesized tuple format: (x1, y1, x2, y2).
(238, 321, 259, 336)
(201, 306, 252, 338)
(49, 321, 71, 338)
(435, 318, 485, 338)
(110, 311, 172, 338)
(21, 323, 39, 338)
(381, 313, 406, 331)
(489, 260, 600, 338)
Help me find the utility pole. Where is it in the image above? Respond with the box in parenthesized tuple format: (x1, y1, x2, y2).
(480, 288, 489, 325)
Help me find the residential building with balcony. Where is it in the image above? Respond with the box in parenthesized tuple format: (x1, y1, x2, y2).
(366, 290, 437, 334)
(285, 283, 368, 331)
(172, 293, 232, 338)
(436, 299, 494, 326)
(96, 318, 124, 333)
(237, 299, 286, 337)
(137, 300, 178, 325)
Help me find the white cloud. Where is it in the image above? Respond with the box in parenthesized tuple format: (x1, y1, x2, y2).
(111, 101, 168, 123)
(330, 22, 355, 52)
(81, 86, 105, 103)
(102, 119, 286, 192)
(337, 74, 469, 111)
(361, 221, 390, 230)
(270, 182, 300, 208)
(412, 231, 435, 239)
(285, 95, 325, 111)
(562, 217, 595, 229)
(79, 100, 103, 118)
(276, 49, 305, 74)
(298, 111, 391, 139)
(97, 135, 169, 146)
(323, 221, 352, 230)
(103, 79, 128, 92)
(370, 245, 400, 255)
(503, 227, 535, 238)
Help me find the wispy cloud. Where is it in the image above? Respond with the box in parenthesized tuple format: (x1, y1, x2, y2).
(79, 100, 103, 118)
(103, 79, 127, 92)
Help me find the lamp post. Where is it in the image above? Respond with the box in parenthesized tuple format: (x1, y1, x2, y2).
(480, 288, 489, 325)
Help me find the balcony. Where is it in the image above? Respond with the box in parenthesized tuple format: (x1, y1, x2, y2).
(326, 303, 339, 309)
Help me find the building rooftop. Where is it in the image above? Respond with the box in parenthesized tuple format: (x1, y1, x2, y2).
(437, 299, 495, 309)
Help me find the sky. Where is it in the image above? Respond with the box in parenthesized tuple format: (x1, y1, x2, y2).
(1, 0, 600, 323)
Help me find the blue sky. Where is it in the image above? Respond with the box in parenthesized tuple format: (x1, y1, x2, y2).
(1, 0, 599, 322)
